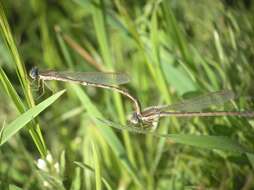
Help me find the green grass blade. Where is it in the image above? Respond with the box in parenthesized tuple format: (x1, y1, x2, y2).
(97, 118, 251, 154)
(162, 1, 193, 66)
(74, 161, 112, 190)
(70, 84, 142, 187)
(0, 90, 65, 146)
(55, 26, 74, 69)
(167, 134, 249, 153)
(246, 153, 254, 168)
(0, 67, 48, 156)
(92, 142, 102, 190)
(9, 184, 23, 190)
(0, 67, 25, 112)
(70, 167, 81, 190)
(92, 0, 112, 68)
(90, 1, 138, 183)
(0, 2, 33, 105)
(0, 2, 48, 156)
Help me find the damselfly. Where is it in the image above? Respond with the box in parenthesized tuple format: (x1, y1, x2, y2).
(128, 89, 254, 130)
(29, 67, 142, 114)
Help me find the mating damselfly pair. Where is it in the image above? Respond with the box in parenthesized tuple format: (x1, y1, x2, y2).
(30, 67, 254, 132)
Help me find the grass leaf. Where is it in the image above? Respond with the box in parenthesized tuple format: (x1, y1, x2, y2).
(0, 90, 65, 146)
(96, 118, 251, 154)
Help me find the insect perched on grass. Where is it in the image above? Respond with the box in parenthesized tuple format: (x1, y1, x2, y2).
(127, 89, 254, 132)
(29, 68, 254, 133)
(29, 67, 142, 114)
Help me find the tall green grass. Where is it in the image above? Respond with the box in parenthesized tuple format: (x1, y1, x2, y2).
(0, 0, 254, 189)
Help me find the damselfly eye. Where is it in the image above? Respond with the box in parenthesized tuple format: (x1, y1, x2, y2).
(29, 67, 39, 79)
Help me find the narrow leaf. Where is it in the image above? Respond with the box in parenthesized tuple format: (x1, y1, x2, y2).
(0, 90, 65, 146)
(96, 118, 251, 154)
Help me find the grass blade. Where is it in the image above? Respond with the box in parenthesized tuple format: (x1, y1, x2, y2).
(70, 84, 143, 187)
(92, 142, 102, 190)
(0, 90, 65, 146)
(74, 161, 112, 190)
(96, 118, 251, 154)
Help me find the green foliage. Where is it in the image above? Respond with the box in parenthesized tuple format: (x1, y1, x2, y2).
(0, 0, 254, 189)
(0, 90, 65, 146)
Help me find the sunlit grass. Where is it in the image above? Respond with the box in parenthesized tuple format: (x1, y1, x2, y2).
(0, 0, 254, 189)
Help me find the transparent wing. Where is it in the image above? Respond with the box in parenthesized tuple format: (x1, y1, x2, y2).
(46, 71, 130, 85)
(147, 89, 235, 112)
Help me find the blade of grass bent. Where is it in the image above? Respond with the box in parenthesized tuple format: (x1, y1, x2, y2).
(0, 90, 65, 146)
(96, 118, 251, 154)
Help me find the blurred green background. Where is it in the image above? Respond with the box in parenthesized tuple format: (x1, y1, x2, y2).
(1, 0, 254, 189)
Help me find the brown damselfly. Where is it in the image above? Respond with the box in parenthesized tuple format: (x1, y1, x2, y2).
(29, 67, 142, 114)
(128, 89, 254, 131)
(29, 68, 254, 133)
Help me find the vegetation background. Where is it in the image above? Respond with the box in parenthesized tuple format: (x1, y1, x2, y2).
(0, 0, 254, 189)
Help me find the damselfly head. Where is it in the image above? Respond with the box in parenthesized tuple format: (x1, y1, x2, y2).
(29, 67, 39, 80)
(128, 112, 141, 125)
